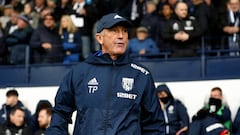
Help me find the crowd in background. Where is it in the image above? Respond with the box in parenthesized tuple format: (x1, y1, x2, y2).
(0, 0, 239, 65)
(1, 86, 240, 134)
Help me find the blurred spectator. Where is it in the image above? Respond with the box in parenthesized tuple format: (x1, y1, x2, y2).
(141, 1, 160, 45)
(38, 6, 54, 25)
(0, 89, 31, 125)
(192, 87, 232, 130)
(72, 0, 97, 59)
(33, 0, 47, 14)
(219, 0, 240, 56)
(0, 107, 32, 135)
(4, 9, 19, 36)
(59, 15, 82, 64)
(161, 1, 202, 58)
(29, 100, 52, 134)
(55, 0, 73, 21)
(30, 12, 64, 64)
(158, 3, 173, 52)
(34, 107, 52, 135)
(189, 114, 229, 135)
(46, 0, 56, 9)
(9, 0, 24, 12)
(156, 84, 189, 135)
(119, 0, 148, 38)
(128, 26, 159, 60)
(191, 0, 220, 51)
(5, 14, 33, 65)
(233, 106, 240, 135)
(0, 22, 6, 65)
(21, 2, 39, 29)
(0, 4, 13, 29)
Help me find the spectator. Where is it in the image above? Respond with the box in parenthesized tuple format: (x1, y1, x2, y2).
(71, 0, 97, 59)
(161, 1, 202, 58)
(219, 0, 240, 56)
(45, 13, 165, 135)
(4, 9, 19, 37)
(128, 26, 159, 60)
(34, 107, 52, 135)
(0, 4, 13, 29)
(191, 0, 220, 51)
(46, 0, 56, 9)
(0, 89, 31, 125)
(5, 14, 34, 65)
(189, 113, 230, 135)
(21, 2, 39, 29)
(192, 87, 232, 130)
(29, 100, 52, 134)
(156, 84, 189, 135)
(33, 0, 46, 14)
(158, 3, 173, 52)
(59, 15, 82, 64)
(233, 106, 240, 135)
(141, 1, 160, 44)
(55, 0, 73, 21)
(0, 107, 32, 135)
(30, 12, 64, 64)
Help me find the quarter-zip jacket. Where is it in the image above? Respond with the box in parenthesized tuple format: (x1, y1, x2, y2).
(46, 52, 165, 135)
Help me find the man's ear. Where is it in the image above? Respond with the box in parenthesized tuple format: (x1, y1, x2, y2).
(95, 33, 103, 45)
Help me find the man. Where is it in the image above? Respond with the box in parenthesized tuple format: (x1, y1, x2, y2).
(162, 1, 202, 58)
(219, 0, 240, 56)
(156, 84, 189, 135)
(0, 107, 32, 135)
(0, 89, 31, 125)
(34, 107, 52, 135)
(46, 13, 165, 135)
(5, 14, 33, 64)
(30, 12, 63, 64)
(190, 87, 232, 134)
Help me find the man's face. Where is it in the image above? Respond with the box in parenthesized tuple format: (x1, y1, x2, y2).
(38, 109, 51, 128)
(10, 109, 25, 127)
(175, 3, 188, 19)
(43, 15, 55, 29)
(6, 95, 18, 106)
(210, 90, 222, 100)
(96, 26, 129, 60)
(229, 0, 240, 12)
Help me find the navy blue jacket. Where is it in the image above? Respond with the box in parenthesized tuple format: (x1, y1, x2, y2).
(156, 84, 189, 135)
(46, 52, 165, 135)
(233, 107, 240, 135)
(0, 101, 32, 125)
(189, 116, 228, 135)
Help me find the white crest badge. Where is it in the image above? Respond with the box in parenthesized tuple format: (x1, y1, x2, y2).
(122, 77, 134, 92)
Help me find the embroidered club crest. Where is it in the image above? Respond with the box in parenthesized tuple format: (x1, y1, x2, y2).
(122, 78, 134, 91)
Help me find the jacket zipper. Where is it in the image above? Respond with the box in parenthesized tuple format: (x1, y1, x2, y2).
(104, 61, 116, 135)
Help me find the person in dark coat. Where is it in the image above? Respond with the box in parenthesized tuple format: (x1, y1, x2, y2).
(156, 84, 189, 135)
(0, 106, 32, 135)
(29, 100, 52, 134)
(5, 14, 33, 64)
(161, 1, 202, 58)
(0, 89, 31, 125)
(232, 106, 240, 135)
(30, 12, 64, 64)
(45, 13, 165, 135)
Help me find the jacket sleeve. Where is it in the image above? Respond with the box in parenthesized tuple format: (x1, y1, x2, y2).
(140, 74, 165, 135)
(45, 70, 76, 135)
(176, 100, 190, 128)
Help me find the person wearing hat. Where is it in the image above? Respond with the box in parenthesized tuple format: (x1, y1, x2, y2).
(4, 14, 33, 64)
(45, 13, 165, 135)
(128, 26, 159, 60)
